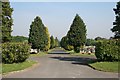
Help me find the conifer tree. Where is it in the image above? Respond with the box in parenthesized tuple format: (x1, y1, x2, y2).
(1, 1, 13, 42)
(67, 14, 87, 53)
(43, 27, 50, 51)
(28, 16, 50, 51)
(50, 36, 55, 49)
(111, 1, 120, 38)
(55, 37, 59, 47)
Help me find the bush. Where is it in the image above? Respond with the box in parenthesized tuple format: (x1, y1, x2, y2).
(2, 42, 30, 64)
(66, 45, 74, 51)
(95, 40, 119, 61)
(74, 46, 80, 53)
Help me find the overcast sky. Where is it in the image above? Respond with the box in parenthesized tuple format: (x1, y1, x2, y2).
(10, 2, 116, 40)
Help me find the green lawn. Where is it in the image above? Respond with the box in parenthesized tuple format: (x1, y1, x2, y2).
(89, 62, 119, 73)
(68, 50, 96, 57)
(1, 60, 37, 74)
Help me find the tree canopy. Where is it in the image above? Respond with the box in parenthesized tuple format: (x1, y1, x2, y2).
(111, 1, 120, 39)
(12, 36, 28, 42)
(28, 16, 50, 51)
(1, 1, 13, 42)
(67, 14, 87, 52)
(50, 35, 55, 49)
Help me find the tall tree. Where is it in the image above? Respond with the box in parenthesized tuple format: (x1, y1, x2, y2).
(42, 27, 50, 51)
(1, 1, 13, 42)
(111, 1, 120, 39)
(50, 36, 55, 49)
(28, 16, 50, 51)
(60, 36, 73, 51)
(55, 37, 59, 47)
(67, 14, 87, 53)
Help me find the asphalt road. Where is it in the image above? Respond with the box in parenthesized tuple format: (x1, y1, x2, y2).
(3, 49, 118, 78)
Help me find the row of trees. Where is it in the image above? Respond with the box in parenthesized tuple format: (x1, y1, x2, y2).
(50, 36, 60, 49)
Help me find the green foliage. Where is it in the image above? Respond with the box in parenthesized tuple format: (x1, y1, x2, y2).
(55, 37, 60, 47)
(86, 39, 96, 46)
(95, 37, 107, 41)
(50, 36, 55, 49)
(1, 2, 13, 42)
(95, 40, 119, 61)
(2, 42, 30, 64)
(12, 36, 28, 42)
(89, 62, 118, 72)
(42, 27, 50, 51)
(60, 36, 74, 51)
(28, 16, 50, 51)
(111, 2, 120, 39)
(67, 14, 87, 52)
(2, 60, 37, 74)
(74, 46, 80, 53)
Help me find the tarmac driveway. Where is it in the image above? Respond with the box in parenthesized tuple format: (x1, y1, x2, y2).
(3, 49, 118, 78)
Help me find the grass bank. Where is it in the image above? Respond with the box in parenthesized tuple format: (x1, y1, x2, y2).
(67, 50, 118, 73)
(1, 60, 37, 74)
(89, 62, 118, 73)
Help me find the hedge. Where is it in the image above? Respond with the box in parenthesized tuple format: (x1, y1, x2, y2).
(95, 39, 119, 61)
(2, 42, 30, 64)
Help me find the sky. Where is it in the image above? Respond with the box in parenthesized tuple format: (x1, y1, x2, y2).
(10, 2, 116, 40)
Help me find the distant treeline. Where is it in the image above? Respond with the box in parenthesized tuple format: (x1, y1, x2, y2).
(12, 36, 28, 42)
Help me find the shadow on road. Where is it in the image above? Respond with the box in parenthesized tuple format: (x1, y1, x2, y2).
(48, 50, 70, 54)
(50, 56, 97, 68)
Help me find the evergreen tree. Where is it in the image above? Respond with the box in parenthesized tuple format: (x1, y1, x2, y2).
(28, 16, 50, 51)
(43, 27, 50, 51)
(1, 1, 13, 42)
(55, 37, 59, 47)
(111, 1, 120, 38)
(60, 36, 73, 51)
(67, 14, 87, 53)
(50, 36, 55, 49)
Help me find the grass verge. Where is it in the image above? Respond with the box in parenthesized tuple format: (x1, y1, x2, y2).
(68, 50, 95, 57)
(89, 62, 118, 73)
(30, 52, 47, 57)
(1, 60, 37, 74)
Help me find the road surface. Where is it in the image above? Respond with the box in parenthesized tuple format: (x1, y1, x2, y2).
(3, 48, 118, 78)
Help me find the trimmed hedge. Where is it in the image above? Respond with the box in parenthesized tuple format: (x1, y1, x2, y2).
(95, 39, 119, 61)
(2, 42, 30, 64)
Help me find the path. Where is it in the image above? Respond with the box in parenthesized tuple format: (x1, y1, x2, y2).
(3, 48, 118, 78)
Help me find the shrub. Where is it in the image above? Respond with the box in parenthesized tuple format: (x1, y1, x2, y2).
(74, 46, 80, 53)
(66, 45, 74, 51)
(95, 40, 119, 61)
(2, 42, 30, 64)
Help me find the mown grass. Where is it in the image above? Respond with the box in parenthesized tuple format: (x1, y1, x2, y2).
(68, 50, 96, 57)
(89, 62, 119, 73)
(1, 60, 37, 74)
(67, 50, 118, 73)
